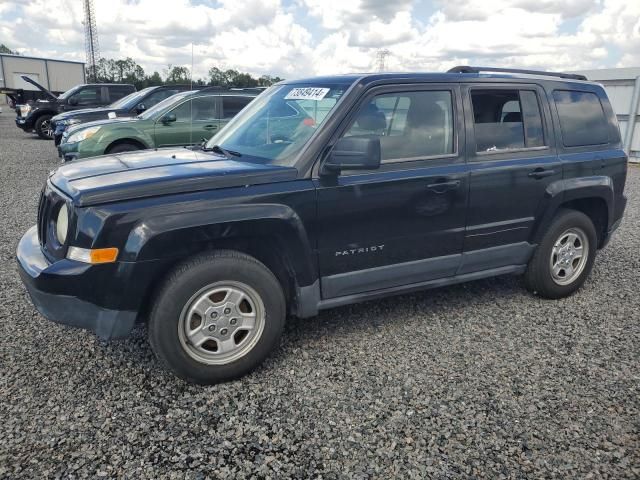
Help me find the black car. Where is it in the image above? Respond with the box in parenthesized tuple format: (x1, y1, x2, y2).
(51, 85, 196, 146)
(17, 67, 627, 384)
(15, 76, 135, 139)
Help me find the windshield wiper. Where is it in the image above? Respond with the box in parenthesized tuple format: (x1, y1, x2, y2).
(203, 144, 242, 158)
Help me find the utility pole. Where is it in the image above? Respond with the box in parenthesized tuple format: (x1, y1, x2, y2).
(376, 49, 391, 72)
(83, 0, 100, 82)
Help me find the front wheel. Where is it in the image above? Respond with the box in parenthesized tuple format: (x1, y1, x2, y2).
(35, 114, 53, 139)
(525, 209, 597, 299)
(148, 251, 286, 384)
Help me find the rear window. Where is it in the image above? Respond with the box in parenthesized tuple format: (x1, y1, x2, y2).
(553, 90, 608, 147)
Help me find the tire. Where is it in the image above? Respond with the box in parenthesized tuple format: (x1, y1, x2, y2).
(525, 209, 597, 299)
(107, 142, 142, 154)
(148, 250, 286, 384)
(35, 114, 53, 139)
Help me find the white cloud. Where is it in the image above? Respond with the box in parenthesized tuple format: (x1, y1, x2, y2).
(0, 0, 638, 80)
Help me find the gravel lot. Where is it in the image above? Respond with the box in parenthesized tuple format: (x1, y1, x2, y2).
(0, 113, 639, 479)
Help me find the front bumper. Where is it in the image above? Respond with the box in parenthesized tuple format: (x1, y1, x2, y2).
(16, 226, 136, 340)
(15, 117, 32, 131)
(57, 141, 82, 162)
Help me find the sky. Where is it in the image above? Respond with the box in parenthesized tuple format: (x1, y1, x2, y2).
(0, 0, 639, 80)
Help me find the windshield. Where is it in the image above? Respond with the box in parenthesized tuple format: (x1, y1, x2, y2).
(206, 83, 349, 165)
(108, 87, 154, 109)
(58, 85, 82, 100)
(137, 91, 196, 120)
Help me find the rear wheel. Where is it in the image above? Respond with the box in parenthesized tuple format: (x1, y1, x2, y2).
(148, 250, 286, 384)
(106, 142, 142, 154)
(35, 114, 53, 139)
(525, 209, 597, 299)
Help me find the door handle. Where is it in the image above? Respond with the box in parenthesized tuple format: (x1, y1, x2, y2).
(203, 124, 218, 130)
(426, 180, 461, 193)
(528, 168, 555, 179)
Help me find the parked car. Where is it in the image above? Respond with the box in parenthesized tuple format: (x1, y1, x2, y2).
(17, 67, 627, 384)
(51, 85, 196, 146)
(14, 76, 135, 139)
(57, 89, 257, 161)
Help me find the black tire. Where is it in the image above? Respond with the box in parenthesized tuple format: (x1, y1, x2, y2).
(106, 142, 142, 154)
(525, 209, 597, 299)
(148, 250, 286, 384)
(35, 114, 53, 139)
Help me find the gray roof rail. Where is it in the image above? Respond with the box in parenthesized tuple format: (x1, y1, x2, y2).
(447, 66, 587, 81)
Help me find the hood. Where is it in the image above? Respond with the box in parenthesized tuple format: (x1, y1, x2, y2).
(50, 148, 298, 206)
(21, 75, 57, 100)
(53, 107, 109, 122)
(66, 116, 139, 134)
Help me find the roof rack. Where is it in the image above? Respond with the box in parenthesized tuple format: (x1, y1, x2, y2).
(447, 66, 587, 81)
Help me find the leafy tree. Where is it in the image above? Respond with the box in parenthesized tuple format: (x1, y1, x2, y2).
(145, 71, 163, 86)
(165, 65, 191, 84)
(0, 44, 19, 54)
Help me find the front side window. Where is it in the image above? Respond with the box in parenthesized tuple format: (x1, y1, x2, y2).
(71, 86, 101, 105)
(553, 90, 608, 147)
(342, 90, 454, 161)
(191, 96, 221, 121)
(208, 83, 348, 165)
(471, 89, 546, 152)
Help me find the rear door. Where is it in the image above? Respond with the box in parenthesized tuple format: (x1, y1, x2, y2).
(221, 95, 254, 130)
(314, 84, 469, 299)
(461, 84, 561, 272)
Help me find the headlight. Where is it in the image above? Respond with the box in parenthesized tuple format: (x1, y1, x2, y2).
(55, 204, 69, 245)
(19, 105, 31, 116)
(67, 126, 101, 144)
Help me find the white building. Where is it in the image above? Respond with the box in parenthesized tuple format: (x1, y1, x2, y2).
(0, 53, 85, 102)
(573, 68, 640, 162)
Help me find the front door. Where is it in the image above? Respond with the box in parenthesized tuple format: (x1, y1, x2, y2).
(461, 84, 562, 272)
(155, 96, 221, 147)
(314, 85, 468, 299)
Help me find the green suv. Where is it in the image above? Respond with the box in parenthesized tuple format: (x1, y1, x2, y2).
(58, 89, 258, 161)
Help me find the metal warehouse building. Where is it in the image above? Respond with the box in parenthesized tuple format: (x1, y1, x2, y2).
(574, 67, 640, 163)
(0, 53, 85, 101)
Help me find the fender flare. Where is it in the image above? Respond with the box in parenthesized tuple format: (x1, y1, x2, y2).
(530, 176, 614, 243)
(121, 203, 317, 287)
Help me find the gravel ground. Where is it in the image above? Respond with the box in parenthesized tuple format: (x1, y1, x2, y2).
(0, 113, 639, 479)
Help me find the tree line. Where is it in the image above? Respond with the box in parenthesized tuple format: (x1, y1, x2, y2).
(92, 57, 283, 89)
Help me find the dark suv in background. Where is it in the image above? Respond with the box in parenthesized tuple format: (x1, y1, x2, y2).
(50, 85, 195, 146)
(17, 67, 627, 384)
(14, 76, 135, 139)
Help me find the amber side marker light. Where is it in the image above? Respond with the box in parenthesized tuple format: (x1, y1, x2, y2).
(67, 247, 119, 264)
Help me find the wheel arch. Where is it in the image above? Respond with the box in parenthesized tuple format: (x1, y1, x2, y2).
(531, 176, 614, 248)
(105, 137, 148, 153)
(124, 206, 317, 319)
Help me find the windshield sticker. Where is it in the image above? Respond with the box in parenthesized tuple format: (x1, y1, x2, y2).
(107, 111, 116, 119)
(284, 87, 330, 101)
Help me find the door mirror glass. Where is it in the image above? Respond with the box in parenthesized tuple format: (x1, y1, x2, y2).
(161, 113, 177, 124)
(68, 97, 79, 106)
(324, 137, 381, 173)
(136, 103, 146, 113)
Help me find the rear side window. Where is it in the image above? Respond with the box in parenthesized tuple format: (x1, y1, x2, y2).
(471, 89, 545, 152)
(222, 96, 253, 119)
(553, 90, 608, 147)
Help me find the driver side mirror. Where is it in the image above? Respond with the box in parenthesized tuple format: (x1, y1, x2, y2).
(161, 113, 177, 124)
(323, 137, 381, 174)
(135, 103, 146, 113)
(68, 97, 79, 106)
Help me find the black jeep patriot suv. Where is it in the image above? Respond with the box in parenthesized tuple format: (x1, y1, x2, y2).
(17, 67, 627, 384)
